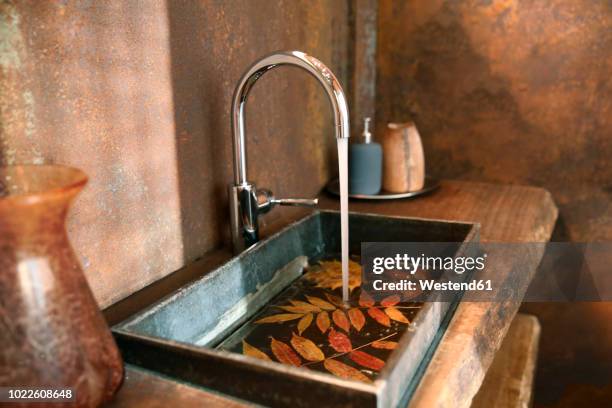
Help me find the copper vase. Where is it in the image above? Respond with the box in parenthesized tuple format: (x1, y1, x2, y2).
(0, 165, 123, 407)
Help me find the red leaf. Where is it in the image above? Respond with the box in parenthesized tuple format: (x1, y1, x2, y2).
(348, 350, 385, 371)
(380, 295, 400, 307)
(324, 359, 371, 383)
(359, 291, 375, 307)
(270, 337, 301, 366)
(332, 309, 350, 332)
(348, 308, 365, 331)
(367, 307, 391, 327)
(328, 328, 352, 353)
(316, 311, 331, 333)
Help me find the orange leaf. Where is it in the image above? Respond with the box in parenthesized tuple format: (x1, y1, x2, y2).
(255, 313, 304, 324)
(297, 313, 313, 335)
(270, 337, 301, 366)
(323, 359, 371, 383)
(242, 340, 270, 361)
(359, 291, 375, 307)
(306, 295, 336, 311)
(371, 340, 398, 350)
(290, 333, 325, 362)
(332, 309, 350, 332)
(328, 328, 352, 353)
(381, 295, 401, 307)
(384, 306, 410, 324)
(367, 307, 391, 327)
(348, 308, 365, 331)
(349, 350, 385, 371)
(325, 293, 345, 308)
(316, 311, 331, 333)
(290, 300, 321, 312)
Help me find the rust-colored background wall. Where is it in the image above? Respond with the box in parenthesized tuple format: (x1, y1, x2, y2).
(0, 0, 348, 307)
(376, 0, 611, 406)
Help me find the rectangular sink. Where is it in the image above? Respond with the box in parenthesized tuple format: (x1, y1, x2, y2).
(113, 210, 478, 407)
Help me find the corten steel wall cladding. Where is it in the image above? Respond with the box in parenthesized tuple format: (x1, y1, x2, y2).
(376, 1, 612, 406)
(0, 1, 349, 307)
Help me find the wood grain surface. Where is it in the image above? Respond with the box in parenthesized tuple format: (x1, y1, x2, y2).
(471, 313, 541, 408)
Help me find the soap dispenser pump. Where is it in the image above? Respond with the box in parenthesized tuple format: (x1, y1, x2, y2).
(348, 117, 383, 195)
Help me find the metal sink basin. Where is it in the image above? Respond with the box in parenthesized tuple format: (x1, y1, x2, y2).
(113, 210, 478, 407)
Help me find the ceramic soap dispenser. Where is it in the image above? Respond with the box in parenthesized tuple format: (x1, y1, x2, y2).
(349, 117, 383, 195)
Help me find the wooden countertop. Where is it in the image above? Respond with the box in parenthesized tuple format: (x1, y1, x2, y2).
(106, 180, 558, 408)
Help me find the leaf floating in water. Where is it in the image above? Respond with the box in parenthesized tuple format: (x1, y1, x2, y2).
(358, 291, 375, 307)
(270, 337, 301, 366)
(304, 260, 362, 292)
(348, 350, 385, 371)
(325, 293, 345, 308)
(297, 313, 313, 335)
(323, 359, 371, 383)
(371, 340, 399, 350)
(306, 295, 336, 311)
(348, 308, 365, 331)
(384, 306, 410, 324)
(328, 328, 352, 353)
(291, 333, 325, 362)
(381, 295, 401, 307)
(242, 340, 271, 361)
(367, 307, 391, 327)
(289, 300, 321, 313)
(316, 311, 331, 333)
(332, 309, 350, 332)
(255, 313, 304, 324)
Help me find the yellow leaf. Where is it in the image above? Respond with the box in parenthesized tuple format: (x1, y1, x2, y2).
(242, 340, 270, 361)
(288, 300, 320, 312)
(270, 337, 301, 366)
(304, 260, 362, 292)
(332, 309, 350, 332)
(316, 311, 331, 333)
(371, 340, 398, 350)
(255, 313, 303, 324)
(297, 313, 313, 335)
(290, 333, 324, 362)
(384, 306, 410, 324)
(306, 295, 336, 311)
(348, 308, 365, 331)
(323, 359, 371, 383)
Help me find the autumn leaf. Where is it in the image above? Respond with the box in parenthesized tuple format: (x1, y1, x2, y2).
(298, 313, 313, 335)
(332, 309, 350, 332)
(359, 291, 375, 307)
(371, 340, 399, 350)
(306, 295, 336, 311)
(291, 333, 325, 362)
(270, 338, 301, 366)
(348, 308, 365, 331)
(349, 350, 385, 371)
(316, 311, 331, 333)
(367, 307, 391, 327)
(325, 293, 345, 308)
(255, 313, 304, 324)
(323, 359, 371, 383)
(242, 340, 271, 361)
(384, 306, 410, 324)
(328, 328, 352, 353)
(381, 295, 401, 307)
(304, 260, 362, 292)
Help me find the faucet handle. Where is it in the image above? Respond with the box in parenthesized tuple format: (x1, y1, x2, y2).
(271, 197, 318, 207)
(256, 189, 318, 214)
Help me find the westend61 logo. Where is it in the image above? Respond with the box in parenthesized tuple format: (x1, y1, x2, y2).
(371, 253, 487, 275)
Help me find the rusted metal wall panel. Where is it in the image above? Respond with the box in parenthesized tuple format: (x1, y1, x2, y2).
(0, 0, 349, 308)
(376, 1, 612, 405)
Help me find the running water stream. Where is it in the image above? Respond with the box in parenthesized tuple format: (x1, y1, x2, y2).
(337, 138, 350, 302)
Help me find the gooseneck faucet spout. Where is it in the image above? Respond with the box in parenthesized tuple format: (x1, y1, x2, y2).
(229, 51, 350, 252)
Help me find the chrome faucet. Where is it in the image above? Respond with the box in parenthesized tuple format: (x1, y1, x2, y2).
(229, 51, 350, 252)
